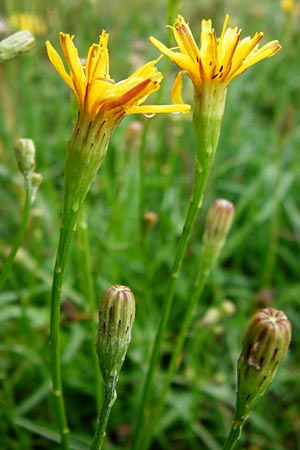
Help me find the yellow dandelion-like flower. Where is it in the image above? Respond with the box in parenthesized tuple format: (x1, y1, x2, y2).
(46, 31, 190, 124)
(45, 30, 190, 218)
(150, 14, 281, 101)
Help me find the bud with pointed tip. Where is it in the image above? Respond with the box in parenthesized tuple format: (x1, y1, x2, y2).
(236, 307, 291, 421)
(96, 285, 136, 384)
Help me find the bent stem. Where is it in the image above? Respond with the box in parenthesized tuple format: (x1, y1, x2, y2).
(0, 184, 31, 290)
(50, 206, 80, 450)
(90, 380, 117, 450)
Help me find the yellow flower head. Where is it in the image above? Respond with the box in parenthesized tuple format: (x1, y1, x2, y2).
(150, 15, 281, 100)
(46, 31, 190, 123)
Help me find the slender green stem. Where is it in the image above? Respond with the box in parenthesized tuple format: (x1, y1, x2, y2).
(132, 85, 225, 450)
(77, 214, 102, 411)
(142, 262, 210, 450)
(142, 222, 229, 450)
(50, 207, 79, 450)
(132, 162, 211, 450)
(90, 380, 117, 450)
(222, 419, 245, 450)
(0, 185, 31, 290)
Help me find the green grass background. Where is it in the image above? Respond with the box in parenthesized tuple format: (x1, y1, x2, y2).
(0, 0, 300, 449)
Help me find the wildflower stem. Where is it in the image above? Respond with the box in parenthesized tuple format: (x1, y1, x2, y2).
(90, 380, 117, 450)
(132, 109, 219, 450)
(50, 207, 79, 450)
(0, 184, 31, 290)
(132, 84, 226, 450)
(142, 199, 234, 450)
(77, 213, 103, 411)
(222, 419, 245, 450)
(142, 267, 209, 450)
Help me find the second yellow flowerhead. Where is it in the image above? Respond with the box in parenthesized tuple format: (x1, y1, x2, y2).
(150, 14, 281, 104)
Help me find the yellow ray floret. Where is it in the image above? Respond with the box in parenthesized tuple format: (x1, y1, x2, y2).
(150, 15, 281, 95)
(46, 31, 190, 120)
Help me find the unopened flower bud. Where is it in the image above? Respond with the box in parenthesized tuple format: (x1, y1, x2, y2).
(236, 307, 291, 420)
(203, 199, 234, 247)
(0, 30, 35, 62)
(96, 285, 136, 383)
(199, 199, 234, 279)
(14, 138, 36, 175)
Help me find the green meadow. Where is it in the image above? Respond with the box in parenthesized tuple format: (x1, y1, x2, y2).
(0, 0, 299, 449)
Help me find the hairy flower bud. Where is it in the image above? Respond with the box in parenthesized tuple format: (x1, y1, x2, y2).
(236, 307, 291, 420)
(0, 30, 35, 62)
(96, 285, 136, 383)
(14, 138, 36, 175)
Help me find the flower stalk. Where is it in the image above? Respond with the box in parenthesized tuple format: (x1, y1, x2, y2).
(223, 307, 291, 450)
(91, 285, 135, 450)
(141, 200, 234, 450)
(133, 14, 282, 449)
(132, 88, 226, 450)
(46, 28, 188, 448)
(0, 139, 42, 290)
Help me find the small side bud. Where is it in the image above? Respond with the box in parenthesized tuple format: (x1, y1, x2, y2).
(236, 307, 291, 420)
(14, 138, 36, 176)
(198, 199, 234, 280)
(203, 199, 234, 247)
(96, 285, 136, 383)
(0, 30, 35, 62)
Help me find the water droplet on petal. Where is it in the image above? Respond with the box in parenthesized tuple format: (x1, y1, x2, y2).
(143, 113, 155, 118)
